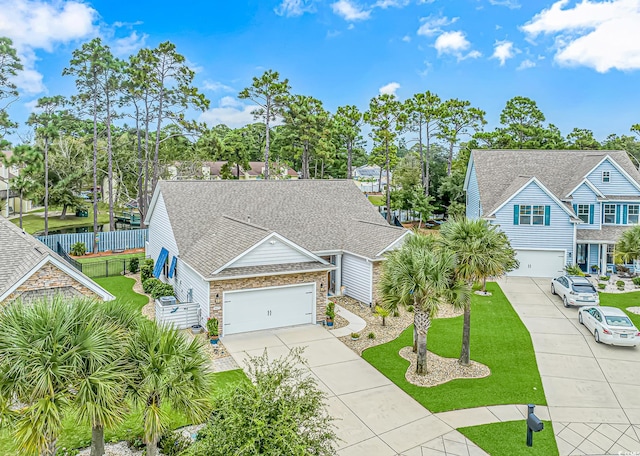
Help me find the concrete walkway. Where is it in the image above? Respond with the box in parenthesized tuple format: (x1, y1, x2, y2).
(498, 276, 640, 455)
(330, 303, 367, 337)
(435, 404, 549, 428)
(223, 325, 488, 456)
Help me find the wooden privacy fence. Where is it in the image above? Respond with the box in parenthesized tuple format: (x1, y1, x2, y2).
(37, 229, 148, 253)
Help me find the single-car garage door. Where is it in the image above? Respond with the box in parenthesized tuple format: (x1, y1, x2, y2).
(509, 249, 565, 278)
(223, 283, 315, 335)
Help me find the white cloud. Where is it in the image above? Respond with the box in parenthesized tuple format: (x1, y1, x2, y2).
(491, 40, 516, 65)
(373, 0, 409, 8)
(111, 31, 147, 57)
(202, 80, 234, 92)
(522, 0, 640, 72)
(379, 82, 400, 95)
(417, 15, 458, 37)
(434, 30, 481, 60)
(489, 0, 520, 9)
(0, 0, 98, 93)
(331, 0, 371, 21)
(275, 0, 315, 17)
(199, 97, 256, 129)
(517, 59, 536, 70)
(402, 35, 411, 42)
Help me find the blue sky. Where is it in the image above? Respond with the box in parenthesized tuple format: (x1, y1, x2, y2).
(3, 0, 640, 141)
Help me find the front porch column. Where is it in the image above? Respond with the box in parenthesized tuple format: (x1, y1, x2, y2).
(601, 244, 607, 275)
(335, 254, 342, 295)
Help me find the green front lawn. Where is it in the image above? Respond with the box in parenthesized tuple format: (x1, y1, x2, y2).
(0, 370, 247, 455)
(599, 291, 640, 327)
(12, 211, 109, 234)
(459, 420, 558, 456)
(94, 276, 149, 311)
(362, 282, 547, 413)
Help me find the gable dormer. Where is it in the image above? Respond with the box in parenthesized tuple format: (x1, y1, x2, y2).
(585, 156, 640, 197)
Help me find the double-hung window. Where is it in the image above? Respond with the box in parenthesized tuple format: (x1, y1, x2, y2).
(603, 204, 616, 224)
(577, 204, 590, 224)
(628, 205, 639, 224)
(518, 205, 545, 225)
(602, 171, 610, 183)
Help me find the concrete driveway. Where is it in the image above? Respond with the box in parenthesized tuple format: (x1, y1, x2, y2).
(499, 276, 640, 455)
(222, 325, 488, 456)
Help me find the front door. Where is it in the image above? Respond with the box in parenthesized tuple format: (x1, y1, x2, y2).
(577, 243, 588, 273)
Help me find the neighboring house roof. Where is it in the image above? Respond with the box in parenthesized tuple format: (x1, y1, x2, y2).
(0, 216, 114, 302)
(354, 165, 391, 179)
(149, 180, 407, 277)
(470, 150, 640, 216)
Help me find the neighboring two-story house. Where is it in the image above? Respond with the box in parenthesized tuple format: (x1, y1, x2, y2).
(464, 150, 640, 277)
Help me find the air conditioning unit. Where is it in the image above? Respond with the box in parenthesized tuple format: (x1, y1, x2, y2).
(158, 296, 177, 306)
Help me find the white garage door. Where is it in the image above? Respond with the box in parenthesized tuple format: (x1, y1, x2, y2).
(223, 283, 315, 335)
(509, 249, 565, 278)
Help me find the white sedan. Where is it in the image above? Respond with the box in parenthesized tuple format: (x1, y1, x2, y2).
(578, 306, 640, 347)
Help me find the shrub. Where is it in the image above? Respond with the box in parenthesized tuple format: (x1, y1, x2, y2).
(407, 305, 414, 313)
(142, 278, 160, 294)
(471, 283, 482, 292)
(367, 332, 376, 339)
(128, 257, 140, 274)
(127, 435, 145, 450)
(616, 280, 625, 288)
(392, 310, 400, 317)
(141, 258, 154, 282)
(598, 283, 606, 290)
(564, 264, 585, 276)
(632, 277, 640, 286)
(325, 301, 335, 319)
(70, 242, 86, 256)
(374, 305, 391, 326)
(600, 276, 610, 281)
(151, 283, 175, 299)
(350, 332, 360, 339)
(159, 430, 192, 456)
(207, 317, 219, 337)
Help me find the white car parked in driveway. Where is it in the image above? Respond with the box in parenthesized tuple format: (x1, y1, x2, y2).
(551, 275, 599, 307)
(578, 306, 640, 347)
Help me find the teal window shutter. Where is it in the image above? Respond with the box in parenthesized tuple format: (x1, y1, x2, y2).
(573, 204, 577, 214)
(589, 204, 594, 224)
(616, 204, 621, 224)
(513, 205, 519, 225)
(544, 206, 551, 226)
(623, 205, 628, 224)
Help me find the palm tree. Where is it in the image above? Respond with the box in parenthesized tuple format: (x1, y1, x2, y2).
(379, 233, 470, 375)
(615, 225, 640, 264)
(440, 217, 518, 365)
(0, 296, 126, 456)
(127, 321, 211, 456)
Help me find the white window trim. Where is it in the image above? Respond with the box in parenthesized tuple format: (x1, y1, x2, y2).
(577, 204, 590, 224)
(519, 204, 545, 226)
(603, 203, 616, 224)
(602, 171, 611, 183)
(628, 205, 639, 225)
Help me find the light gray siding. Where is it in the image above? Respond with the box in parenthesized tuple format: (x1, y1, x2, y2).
(572, 183, 601, 231)
(587, 159, 640, 196)
(466, 161, 482, 219)
(588, 244, 599, 270)
(147, 193, 180, 288)
(493, 182, 575, 263)
(230, 237, 314, 268)
(341, 253, 372, 304)
(174, 259, 210, 324)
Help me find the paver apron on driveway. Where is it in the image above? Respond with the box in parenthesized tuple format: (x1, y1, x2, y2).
(499, 277, 640, 455)
(223, 325, 488, 456)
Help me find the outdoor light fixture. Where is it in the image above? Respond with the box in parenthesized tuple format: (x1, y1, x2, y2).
(215, 293, 221, 304)
(320, 282, 324, 290)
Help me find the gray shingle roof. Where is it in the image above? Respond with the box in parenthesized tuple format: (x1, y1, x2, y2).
(156, 180, 407, 278)
(577, 226, 632, 242)
(471, 150, 640, 215)
(213, 262, 334, 279)
(0, 216, 112, 300)
(0, 216, 51, 297)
